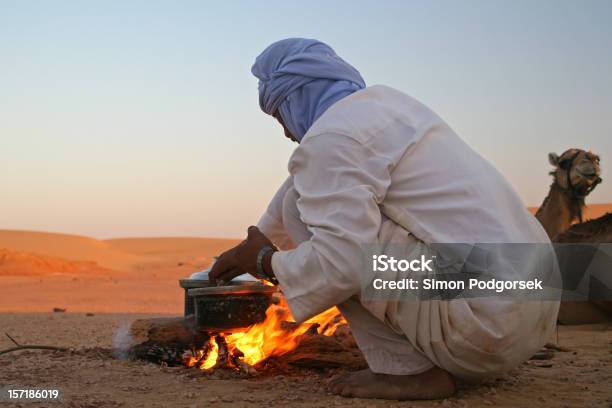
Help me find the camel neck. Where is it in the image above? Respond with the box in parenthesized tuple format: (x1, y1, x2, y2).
(536, 183, 585, 239)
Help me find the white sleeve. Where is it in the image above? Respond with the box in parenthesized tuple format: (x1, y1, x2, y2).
(271, 133, 392, 322)
(256, 176, 294, 250)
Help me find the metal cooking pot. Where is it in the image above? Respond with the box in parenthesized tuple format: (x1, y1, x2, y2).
(189, 284, 278, 330)
(179, 265, 278, 330)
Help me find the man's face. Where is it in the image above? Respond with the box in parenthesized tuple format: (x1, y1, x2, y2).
(272, 111, 298, 143)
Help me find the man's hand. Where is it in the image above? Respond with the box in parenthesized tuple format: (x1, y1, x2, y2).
(209, 226, 274, 285)
(207, 245, 245, 286)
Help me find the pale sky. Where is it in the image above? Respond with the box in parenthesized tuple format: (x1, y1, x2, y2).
(1, 0, 611, 239)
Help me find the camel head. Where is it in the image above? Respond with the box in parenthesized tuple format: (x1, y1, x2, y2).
(548, 149, 602, 198)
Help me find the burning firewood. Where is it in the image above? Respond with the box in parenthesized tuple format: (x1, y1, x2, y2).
(125, 302, 363, 374)
(213, 335, 229, 369)
(227, 346, 258, 376)
(234, 358, 258, 376)
(282, 331, 366, 370)
(129, 316, 199, 347)
(127, 316, 205, 364)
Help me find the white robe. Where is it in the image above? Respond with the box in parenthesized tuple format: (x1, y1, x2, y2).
(258, 85, 559, 379)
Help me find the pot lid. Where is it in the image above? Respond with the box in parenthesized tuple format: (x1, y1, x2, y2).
(188, 283, 278, 296)
(188, 265, 258, 282)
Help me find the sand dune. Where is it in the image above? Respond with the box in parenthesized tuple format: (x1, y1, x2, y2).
(528, 203, 612, 220)
(0, 230, 241, 312)
(575, 203, 612, 220)
(0, 230, 145, 271)
(0, 203, 609, 312)
(105, 236, 240, 268)
(0, 248, 110, 277)
(0, 230, 240, 273)
(1, 203, 611, 277)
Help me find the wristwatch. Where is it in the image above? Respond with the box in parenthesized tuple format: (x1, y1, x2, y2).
(256, 245, 278, 285)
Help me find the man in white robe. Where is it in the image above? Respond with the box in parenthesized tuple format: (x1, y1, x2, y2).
(210, 38, 559, 400)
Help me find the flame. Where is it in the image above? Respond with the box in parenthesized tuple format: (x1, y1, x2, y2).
(305, 306, 345, 336)
(222, 298, 346, 366)
(189, 297, 347, 370)
(183, 337, 219, 370)
(201, 337, 219, 369)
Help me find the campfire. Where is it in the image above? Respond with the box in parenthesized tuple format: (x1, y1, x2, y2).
(125, 296, 358, 376)
(182, 299, 346, 373)
(124, 274, 366, 375)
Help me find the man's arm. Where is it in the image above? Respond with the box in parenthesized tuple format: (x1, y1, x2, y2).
(256, 176, 294, 250)
(271, 132, 392, 322)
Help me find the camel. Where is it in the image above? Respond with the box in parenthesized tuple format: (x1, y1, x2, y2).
(535, 148, 602, 239)
(555, 212, 612, 244)
(554, 212, 612, 324)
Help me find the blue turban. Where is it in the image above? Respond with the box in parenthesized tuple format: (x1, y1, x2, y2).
(251, 38, 366, 142)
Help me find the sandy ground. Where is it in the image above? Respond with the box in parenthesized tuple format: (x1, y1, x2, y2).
(0, 274, 187, 314)
(1, 227, 611, 406)
(0, 312, 609, 408)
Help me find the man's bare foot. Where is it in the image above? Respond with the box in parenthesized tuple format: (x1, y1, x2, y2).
(327, 366, 456, 400)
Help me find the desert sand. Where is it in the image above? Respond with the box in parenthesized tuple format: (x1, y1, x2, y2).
(527, 203, 612, 220)
(0, 213, 611, 407)
(0, 229, 240, 313)
(0, 312, 610, 407)
(1, 203, 611, 312)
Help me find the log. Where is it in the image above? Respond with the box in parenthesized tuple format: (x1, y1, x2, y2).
(283, 332, 366, 370)
(332, 324, 358, 349)
(129, 316, 199, 348)
(126, 317, 365, 371)
(127, 316, 206, 364)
